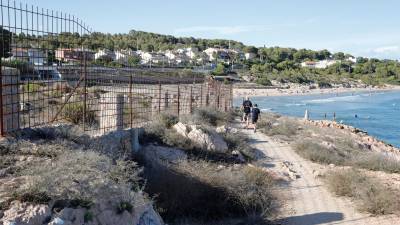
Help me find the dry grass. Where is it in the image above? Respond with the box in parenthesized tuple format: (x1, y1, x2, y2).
(143, 159, 278, 224)
(63, 102, 97, 126)
(325, 169, 400, 215)
(293, 141, 346, 165)
(0, 126, 145, 212)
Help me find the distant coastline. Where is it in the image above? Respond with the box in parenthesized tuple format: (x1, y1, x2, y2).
(233, 84, 400, 98)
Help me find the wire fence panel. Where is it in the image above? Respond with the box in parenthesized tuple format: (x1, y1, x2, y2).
(0, 1, 233, 136)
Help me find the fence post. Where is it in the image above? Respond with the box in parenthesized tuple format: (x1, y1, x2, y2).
(158, 82, 161, 114)
(129, 74, 133, 128)
(0, 58, 3, 136)
(116, 94, 124, 130)
(200, 84, 203, 107)
(206, 83, 209, 106)
(177, 84, 180, 117)
(165, 90, 169, 110)
(82, 49, 88, 130)
(189, 86, 193, 113)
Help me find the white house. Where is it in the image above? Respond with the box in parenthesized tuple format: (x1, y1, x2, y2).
(141, 52, 167, 64)
(244, 52, 257, 60)
(95, 49, 115, 61)
(347, 56, 357, 63)
(301, 60, 338, 69)
(10, 48, 47, 66)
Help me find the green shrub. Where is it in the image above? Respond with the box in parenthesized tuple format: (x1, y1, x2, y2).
(116, 201, 133, 214)
(23, 83, 44, 92)
(84, 211, 94, 222)
(63, 102, 96, 125)
(192, 108, 227, 126)
(157, 113, 179, 128)
(256, 77, 272, 86)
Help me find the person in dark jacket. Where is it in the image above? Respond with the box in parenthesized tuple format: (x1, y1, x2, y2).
(251, 104, 261, 132)
(241, 96, 253, 128)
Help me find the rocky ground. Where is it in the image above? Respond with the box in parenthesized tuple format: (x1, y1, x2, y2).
(0, 126, 163, 225)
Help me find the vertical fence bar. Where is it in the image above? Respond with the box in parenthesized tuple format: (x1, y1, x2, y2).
(129, 74, 133, 128)
(0, 58, 3, 136)
(158, 82, 161, 113)
(177, 84, 180, 117)
(206, 83, 209, 106)
(200, 83, 203, 107)
(189, 86, 193, 113)
(82, 48, 88, 130)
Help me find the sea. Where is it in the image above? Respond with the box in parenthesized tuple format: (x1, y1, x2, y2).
(234, 90, 400, 148)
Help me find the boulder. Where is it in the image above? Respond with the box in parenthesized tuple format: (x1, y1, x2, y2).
(187, 126, 228, 153)
(216, 125, 228, 134)
(1, 201, 51, 225)
(173, 122, 189, 137)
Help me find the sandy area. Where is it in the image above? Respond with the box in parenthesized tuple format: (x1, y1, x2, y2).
(233, 84, 400, 98)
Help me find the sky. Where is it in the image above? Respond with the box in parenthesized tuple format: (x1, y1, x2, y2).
(23, 0, 400, 59)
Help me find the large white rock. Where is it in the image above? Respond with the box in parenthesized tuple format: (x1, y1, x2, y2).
(1, 201, 51, 225)
(173, 122, 189, 137)
(187, 126, 228, 153)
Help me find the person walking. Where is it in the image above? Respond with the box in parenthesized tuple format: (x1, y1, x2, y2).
(250, 104, 261, 133)
(241, 96, 253, 128)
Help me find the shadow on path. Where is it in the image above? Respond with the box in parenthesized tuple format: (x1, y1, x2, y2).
(277, 212, 344, 225)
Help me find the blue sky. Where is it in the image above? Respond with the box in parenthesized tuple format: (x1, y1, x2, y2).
(24, 0, 400, 59)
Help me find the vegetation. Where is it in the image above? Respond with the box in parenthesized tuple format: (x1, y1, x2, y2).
(325, 169, 400, 215)
(63, 102, 97, 125)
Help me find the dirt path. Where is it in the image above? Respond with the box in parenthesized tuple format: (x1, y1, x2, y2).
(243, 128, 399, 225)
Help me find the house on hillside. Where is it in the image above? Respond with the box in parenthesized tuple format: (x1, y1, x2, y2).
(55, 48, 95, 62)
(9, 47, 47, 65)
(301, 60, 338, 69)
(95, 49, 116, 61)
(141, 52, 167, 65)
(244, 52, 257, 60)
(204, 48, 233, 63)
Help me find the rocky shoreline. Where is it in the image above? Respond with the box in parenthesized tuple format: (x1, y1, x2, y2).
(305, 119, 400, 161)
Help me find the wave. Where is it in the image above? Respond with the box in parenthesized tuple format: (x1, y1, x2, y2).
(303, 95, 362, 104)
(285, 103, 306, 107)
(261, 108, 273, 112)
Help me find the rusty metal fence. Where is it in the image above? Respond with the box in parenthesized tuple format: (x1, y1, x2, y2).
(0, 1, 233, 136)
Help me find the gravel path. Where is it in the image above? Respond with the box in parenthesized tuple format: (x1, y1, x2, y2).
(243, 128, 399, 225)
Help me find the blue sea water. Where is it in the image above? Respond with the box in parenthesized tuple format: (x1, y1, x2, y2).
(234, 90, 400, 148)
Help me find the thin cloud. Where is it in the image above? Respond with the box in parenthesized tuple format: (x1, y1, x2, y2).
(373, 46, 400, 54)
(173, 25, 272, 35)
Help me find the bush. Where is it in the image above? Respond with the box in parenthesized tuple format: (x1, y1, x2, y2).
(63, 102, 97, 125)
(15, 150, 142, 206)
(191, 108, 227, 126)
(223, 132, 257, 161)
(262, 120, 298, 138)
(23, 83, 44, 92)
(325, 169, 400, 215)
(256, 77, 272, 86)
(144, 159, 279, 223)
(293, 141, 346, 165)
(351, 153, 400, 174)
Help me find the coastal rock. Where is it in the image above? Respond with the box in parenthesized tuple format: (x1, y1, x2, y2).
(1, 201, 51, 225)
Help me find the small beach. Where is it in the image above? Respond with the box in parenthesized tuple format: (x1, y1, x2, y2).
(233, 84, 400, 98)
